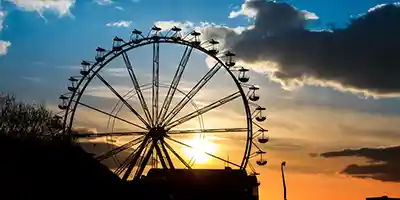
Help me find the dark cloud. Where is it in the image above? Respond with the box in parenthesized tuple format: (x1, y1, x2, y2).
(205, 0, 400, 97)
(241, 0, 307, 34)
(320, 146, 400, 182)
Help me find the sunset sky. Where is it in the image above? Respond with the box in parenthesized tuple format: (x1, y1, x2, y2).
(1, 0, 400, 199)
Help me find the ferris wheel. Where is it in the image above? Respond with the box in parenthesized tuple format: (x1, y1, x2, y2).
(57, 25, 270, 181)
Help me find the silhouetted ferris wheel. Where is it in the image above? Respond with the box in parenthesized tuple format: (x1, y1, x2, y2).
(57, 25, 270, 180)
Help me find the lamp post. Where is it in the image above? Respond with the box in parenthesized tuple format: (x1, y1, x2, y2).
(281, 161, 287, 200)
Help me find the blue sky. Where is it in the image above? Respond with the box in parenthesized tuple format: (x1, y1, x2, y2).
(1, 0, 400, 109)
(1, 0, 400, 199)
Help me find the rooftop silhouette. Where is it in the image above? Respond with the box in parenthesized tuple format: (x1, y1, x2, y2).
(367, 197, 400, 200)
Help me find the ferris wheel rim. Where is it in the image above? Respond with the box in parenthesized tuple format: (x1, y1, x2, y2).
(61, 33, 254, 177)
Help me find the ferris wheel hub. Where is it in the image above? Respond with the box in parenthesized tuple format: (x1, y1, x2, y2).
(148, 127, 166, 140)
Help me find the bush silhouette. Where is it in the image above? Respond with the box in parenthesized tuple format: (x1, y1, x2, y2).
(0, 93, 63, 140)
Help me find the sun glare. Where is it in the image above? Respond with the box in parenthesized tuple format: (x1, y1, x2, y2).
(183, 137, 217, 164)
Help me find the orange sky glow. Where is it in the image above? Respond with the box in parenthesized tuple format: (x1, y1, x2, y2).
(259, 169, 400, 200)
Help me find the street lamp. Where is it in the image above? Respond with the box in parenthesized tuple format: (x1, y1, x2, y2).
(281, 161, 287, 200)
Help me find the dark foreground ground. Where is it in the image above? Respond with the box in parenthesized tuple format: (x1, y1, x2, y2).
(0, 136, 127, 199)
(0, 136, 259, 200)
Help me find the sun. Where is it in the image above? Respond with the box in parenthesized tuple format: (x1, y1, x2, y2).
(183, 136, 217, 164)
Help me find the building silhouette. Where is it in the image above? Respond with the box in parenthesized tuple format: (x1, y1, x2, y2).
(367, 196, 400, 200)
(130, 167, 260, 200)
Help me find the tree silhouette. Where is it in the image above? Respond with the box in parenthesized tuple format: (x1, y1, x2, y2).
(0, 93, 63, 140)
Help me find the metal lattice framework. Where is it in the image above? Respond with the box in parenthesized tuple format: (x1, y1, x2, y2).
(57, 25, 270, 180)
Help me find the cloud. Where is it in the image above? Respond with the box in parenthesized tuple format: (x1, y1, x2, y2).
(105, 68, 128, 77)
(368, 3, 400, 13)
(6, 0, 75, 17)
(0, 1, 74, 56)
(105, 20, 132, 28)
(301, 10, 319, 20)
(153, 20, 247, 47)
(320, 146, 400, 182)
(115, 6, 123, 10)
(85, 85, 134, 99)
(94, 0, 113, 5)
(154, 20, 194, 33)
(0, 41, 11, 56)
(0, 10, 5, 31)
(20, 76, 42, 83)
(0, 11, 11, 57)
(73, 127, 98, 134)
(201, 1, 400, 97)
(229, 0, 318, 20)
(228, 0, 258, 18)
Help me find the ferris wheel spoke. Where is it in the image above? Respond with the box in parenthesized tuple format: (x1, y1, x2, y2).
(152, 42, 160, 126)
(252, 141, 263, 153)
(122, 51, 152, 125)
(74, 101, 147, 130)
(95, 136, 144, 161)
(253, 131, 262, 139)
(153, 140, 168, 169)
(72, 131, 147, 138)
(160, 140, 175, 169)
(115, 148, 138, 176)
(115, 138, 148, 176)
(122, 136, 151, 180)
(163, 140, 191, 169)
(165, 136, 241, 168)
(95, 73, 150, 128)
(158, 46, 193, 125)
(162, 63, 222, 126)
(167, 128, 248, 134)
(134, 142, 155, 180)
(151, 147, 157, 168)
(247, 162, 258, 175)
(165, 91, 241, 130)
(252, 121, 264, 130)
